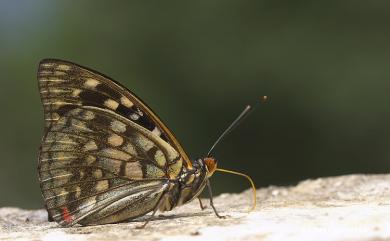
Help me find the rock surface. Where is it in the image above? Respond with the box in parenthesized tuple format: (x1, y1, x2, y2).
(1, 174, 390, 241)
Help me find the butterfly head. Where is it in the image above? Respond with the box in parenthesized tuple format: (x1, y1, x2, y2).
(203, 157, 217, 177)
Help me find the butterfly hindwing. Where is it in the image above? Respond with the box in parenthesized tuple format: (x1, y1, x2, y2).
(39, 106, 182, 225)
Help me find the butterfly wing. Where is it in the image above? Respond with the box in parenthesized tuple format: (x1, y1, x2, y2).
(39, 106, 180, 226)
(37, 59, 189, 226)
(38, 59, 192, 169)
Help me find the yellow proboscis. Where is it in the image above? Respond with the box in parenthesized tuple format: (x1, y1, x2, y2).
(215, 168, 257, 212)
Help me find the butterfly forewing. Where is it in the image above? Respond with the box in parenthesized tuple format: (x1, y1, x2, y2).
(37, 59, 188, 226)
(38, 59, 192, 168)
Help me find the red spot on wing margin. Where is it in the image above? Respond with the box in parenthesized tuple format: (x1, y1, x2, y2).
(62, 207, 73, 224)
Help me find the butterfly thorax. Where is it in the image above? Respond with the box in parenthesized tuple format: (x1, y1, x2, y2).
(158, 157, 217, 212)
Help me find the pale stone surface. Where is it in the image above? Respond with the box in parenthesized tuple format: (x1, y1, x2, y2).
(1, 174, 390, 241)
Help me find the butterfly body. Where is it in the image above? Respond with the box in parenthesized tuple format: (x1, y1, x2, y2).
(76, 161, 211, 226)
(37, 59, 218, 226)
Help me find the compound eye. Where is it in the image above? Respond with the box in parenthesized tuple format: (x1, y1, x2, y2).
(203, 157, 217, 177)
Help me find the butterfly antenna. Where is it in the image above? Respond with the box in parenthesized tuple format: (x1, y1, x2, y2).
(206, 96, 268, 157)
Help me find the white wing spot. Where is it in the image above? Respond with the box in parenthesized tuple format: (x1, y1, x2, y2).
(136, 108, 144, 116)
(129, 113, 140, 120)
(152, 127, 162, 136)
(41, 63, 55, 67)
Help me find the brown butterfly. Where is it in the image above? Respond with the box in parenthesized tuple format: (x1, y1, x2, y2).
(37, 59, 258, 227)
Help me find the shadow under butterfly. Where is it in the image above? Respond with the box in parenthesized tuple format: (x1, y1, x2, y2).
(37, 59, 263, 228)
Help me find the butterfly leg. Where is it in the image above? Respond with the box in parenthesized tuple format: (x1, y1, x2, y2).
(206, 179, 225, 219)
(198, 197, 207, 210)
(136, 191, 168, 229)
(136, 206, 159, 229)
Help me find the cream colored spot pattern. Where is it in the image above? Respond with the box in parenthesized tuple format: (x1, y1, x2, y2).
(45, 113, 60, 121)
(82, 111, 95, 120)
(104, 99, 119, 110)
(70, 119, 92, 132)
(95, 180, 109, 191)
(154, 150, 166, 167)
(41, 63, 54, 67)
(54, 71, 66, 76)
(41, 89, 69, 94)
(39, 78, 66, 83)
(72, 89, 82, 97)
(129, 113, 139, 120)
(123, 143, 137, 156)
(38, 70, 51, 74)
(136, 135, 155, 151)
(146, 165, 165, 178)
(74, 186, 81, 198)
(84, 78, 100, 89)
(43, 101, 73, 106)
(59, 188, 68, 196)
(108, 134, 124, 147)
(86, 155, 96, 165)
(101, 148, 131, 161)
(83, 141, 98, 151)
(94, 169, 103, 178)
(101, 158, 121, 173)
(110, 120, 127, 133)
(125, 162, 143, 178)
(120, 96, 134, 108)
(152, 127, 162, 136)
(56, 64, 71, 71)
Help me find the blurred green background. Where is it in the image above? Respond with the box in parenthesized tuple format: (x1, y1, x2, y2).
(1, 1, 390, 209)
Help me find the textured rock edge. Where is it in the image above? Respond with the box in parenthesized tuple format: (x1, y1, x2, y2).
(1, 174, 390, 241)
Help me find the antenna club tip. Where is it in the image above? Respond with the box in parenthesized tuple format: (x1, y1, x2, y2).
(260, 96, 268, 103)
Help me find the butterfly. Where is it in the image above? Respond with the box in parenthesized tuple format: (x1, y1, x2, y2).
(37, 59, 258, 227)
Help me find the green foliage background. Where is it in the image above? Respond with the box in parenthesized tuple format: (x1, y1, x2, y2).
(1, 1, 390, 208)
